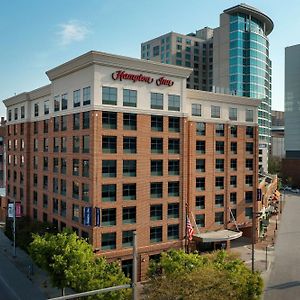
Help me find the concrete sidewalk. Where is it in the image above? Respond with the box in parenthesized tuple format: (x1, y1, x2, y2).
(0, 224, 62, 299)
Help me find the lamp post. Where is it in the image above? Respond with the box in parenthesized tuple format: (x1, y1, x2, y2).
(251, 210, 261, 273)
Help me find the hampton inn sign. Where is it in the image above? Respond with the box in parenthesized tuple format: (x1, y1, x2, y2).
(112, 70, 174, 87)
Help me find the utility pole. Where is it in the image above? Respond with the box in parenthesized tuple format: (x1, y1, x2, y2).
(132, 231, 137, 300)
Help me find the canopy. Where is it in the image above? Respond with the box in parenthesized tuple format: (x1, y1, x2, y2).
(193, 230, 243, 243)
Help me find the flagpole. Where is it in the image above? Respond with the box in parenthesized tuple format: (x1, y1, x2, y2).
(185, 203, 188, 253)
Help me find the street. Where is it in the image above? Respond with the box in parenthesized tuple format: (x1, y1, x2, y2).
(264, 193, 300, 299)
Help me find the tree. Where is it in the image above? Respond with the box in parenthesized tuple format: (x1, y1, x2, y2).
(144, 249, 263, 300)
(29, 231, 130, 299)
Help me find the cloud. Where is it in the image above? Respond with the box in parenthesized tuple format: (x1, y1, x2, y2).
(58, 20, 90, 46)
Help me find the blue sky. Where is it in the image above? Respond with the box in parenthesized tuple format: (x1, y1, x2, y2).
(0, 0, 298, 117)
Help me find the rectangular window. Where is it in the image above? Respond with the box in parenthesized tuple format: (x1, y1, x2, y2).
(151, 93, 163, 109)
(102, 184, 116, 202)
(196, 140, 205, 154)
(82, 183, 89, 202)
(61, 93, 68, 110)
(168, 203, 179, 218)
(123, 137, 136, 154)
(245, 191, 253, 203)
(246, 159, 253, 170)
(168, 94, 180, 111)
(192, 103, 201, 116)
(43, 194, 48, 208)
(246, 142, 254, 154)
(123, 160, 136, 177)
(168, 181, 179, 197)
(196, 177, 205, 191)
(150, 204, 163, 220)
(196, 196, 205, 209)
(229, 107, 237, 121)
(215, 124, 225, 136)
(53, 178, 58, 193)
(61, 158, 67, 174)
(54, 116, 59, 132)
(60, 201, 66, 217)
(150, 226, 163, 243)
(61, 115, 67, 131)
(246, 126, 254, 138)
(102, 208, 116, 226)
(122, 230, 134, 248)
(61, 179, 67, 196)
(73, 136, 80, 153)
(123, 113, 137, 130)
(150, 182, 163, 198)
(123, 206, 136, 224)
(43, 157, 48, 171)
(34, 104, 39, 117)
(82, 159, 89, 177)
(21, 106, 25, 118)
(102, 232, 116, 250)
(168, 160, 180, 175)
(151, 160, 163, 176)
(231, 158, 237, 171)
(102, 111, 117, 129)
(123, 183, 136, 200)
(102, 86, 117, 105)
(151, 137, 163, 154)
(61, 137, 67, 152)
(215, 159, 224, 172)
(123, 89, 137, 107)
(102, 160, 117, 177)
(44, 119, 49, 133)
(82, 111, 90, 129)
(53, 137, 59, 152)
(73, 90, 81, 107)
(72, 181, 79, 199)
(83, 135, 90, 153)
(231, 142, 237, 154)
(83, 86, 91, 105)
(54, 95, 60, 112)
(215, 194, 224, 207)
(230, 125, 237, 137)
(53, 157, 59, 173)
(215, 212, 224, 225)
(216, 141, 224, 154)
(168, 117, 180, 132)
(196, 122, 205, 136)
(246, 109, 254, 122)
(72, 204, 80, 221)
(53, 198, 59, 214)
(102, 136, 117, 153)
(245, 207, 253, 219)
(44, 101, 49, 115)
(151, 115, 163, 132)
(245, 175, 253, 187)
(215, 177, 224, 189)
(73, 113, 80, 130)
(211, 105, 220, 118)
(168, 138, 180, 154)
(196, 214, 205, 227)
(230, 175, 237, 187)
(168, 224, 179, 240)
(230, 192, 237, 205)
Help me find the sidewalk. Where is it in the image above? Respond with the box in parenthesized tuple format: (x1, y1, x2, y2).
(0, 223, 62, 299)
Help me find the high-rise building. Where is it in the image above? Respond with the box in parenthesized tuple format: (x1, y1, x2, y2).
(3, 50, 259, 280)
(141, 3, 273, 172)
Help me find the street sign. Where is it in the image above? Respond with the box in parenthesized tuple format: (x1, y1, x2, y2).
(8, 203, 14, 218)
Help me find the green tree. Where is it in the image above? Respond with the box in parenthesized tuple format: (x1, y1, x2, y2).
(29, 231, 130, 299)
(145, 249, 263, 300)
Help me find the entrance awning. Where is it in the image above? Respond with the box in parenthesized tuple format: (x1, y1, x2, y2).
(193, 230, 243, 243)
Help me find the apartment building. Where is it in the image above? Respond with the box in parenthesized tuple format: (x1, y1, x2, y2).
(3, 50, 259, 279)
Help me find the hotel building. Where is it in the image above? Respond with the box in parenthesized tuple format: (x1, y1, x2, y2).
(3, 51, 259, 279)
(141, 3, 273, 172)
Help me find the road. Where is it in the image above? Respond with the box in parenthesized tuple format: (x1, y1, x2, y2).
(264, 193, 300, 299)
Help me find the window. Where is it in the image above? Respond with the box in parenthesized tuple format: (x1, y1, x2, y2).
(192, 104, 201, 116)
(196, 140, 205, 154)
(34, 104, 39, 117)
(123, 160, 136, 177)
(72, 181, 79, 199)
(102, 184, 116, 202)
(168, 160, 180, 175)
(151, 93, 163, 109)
(53, 198, 59, 214)
(72, 204, 80, 221)
(231, 159, 237, 171)
(168, 94, 180, 111)
(246, 159, 253, 170)
(245, 175, 253, 187)
(167, 224, 179, 240)
(61, 93, 68, 110)
(150, 226, 162, 243)
(81, 183, 89, 202)
(230, 125, 237, 137)
(82, 160, 89, 177)
(151, 137, 163, 154)
(102, 208, 116, 226)
(83, 87, 91, 105)
(60, 201, 66, 217)
(211, 105, 220, 118)
(21, 106, 25, 118)
(245, 191, 253, 203)
(168, 117, 180, 132)
(43, 194, 48, 208)
(151, 115, 163, 131)
(52, 177, 58, 193)
(73, 136, 80, 153)
(168, 203, 179, 218)
(123, 137, 136, 154)
(150, 204, 162, 220)
(73, 90, 81, 107)
(196, 196, 205, 209)
(246, 142, 253, 154)
(122, 230, 134, 248)
(215, 124, 224, 136)
(103, 86, 117, 105)
(246, 126, 254, 138)
(43, 157, 49, 171)
(102, 136, 117, 153)
(8, 110, 11, 121)
(60, 137, 67, 153)
(216, 141, 224, 154)
(150, 182, 163, 198)
(53, 157, 59, 173)
(196, 177, 205, 191)
(246, 109, 254, 122)
(215, 212, 224, 225)
(73, 113, 80, 130)
(34, 139, 38, 152)
(215, 194, 224, 208)
(123, 183, 136, 200)
(231, 142, 237, 154)
(151, 160, 163, 176)
(102, 111, 117, 129)
(215, 159, 224, 172)
(61, 179, 67, 196)
(196, 214, 205, 227)
(123, 207, 136, 224)
(44, 119, 49, 133)
(153, 45, 160, 56)
(230, 192, 237, 205)
(215, 177, 224, 189)
(229, 107, 237, 121)
(54, 95, 60, 112)
(230, 175, 237, 187)
(61, 158, 67, 174)
(123, 89, 137, 107)
(245, 207, 253, 219)
(81, 111, 89, 129)
(61, 115, 67, 131)
(196, 159, 205, 172)
(123, 113, 137, 130)
(102, 232, 116, 250)
(168, 139, 180, 154)
(168, 181, 179, 197)
(53, 137, 59, 152)
(54, 117, 59, 132)
(102, 160, 117, 177)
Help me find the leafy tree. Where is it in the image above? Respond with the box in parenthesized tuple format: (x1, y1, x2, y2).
(29, 231, 130, 299)
(145, 249, 263, 300)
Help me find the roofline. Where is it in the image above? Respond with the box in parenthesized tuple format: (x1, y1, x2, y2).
(224, 4, 274, 35)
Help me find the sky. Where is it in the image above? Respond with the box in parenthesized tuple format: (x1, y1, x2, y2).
(0, 0, 298, 118)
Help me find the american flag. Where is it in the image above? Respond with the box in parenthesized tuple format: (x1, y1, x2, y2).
(186, 216, 194, 241)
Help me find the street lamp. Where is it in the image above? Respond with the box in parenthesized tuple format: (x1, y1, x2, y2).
(251, 210, 262, 273)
